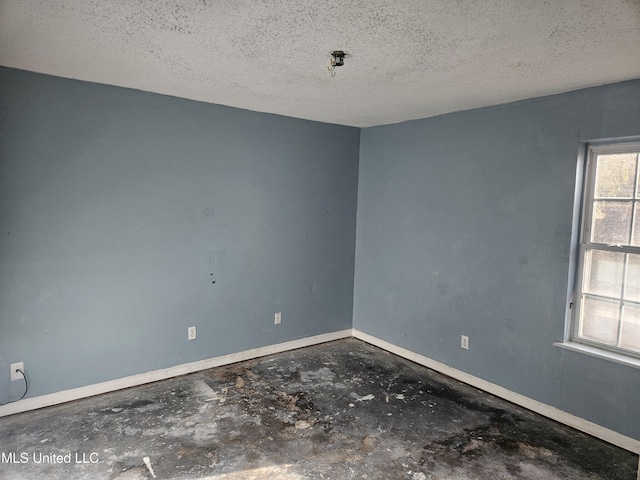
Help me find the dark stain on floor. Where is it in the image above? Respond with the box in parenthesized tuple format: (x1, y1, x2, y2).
(0, 338, 637, 479)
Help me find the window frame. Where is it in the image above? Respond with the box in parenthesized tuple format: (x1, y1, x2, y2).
(572, 141, 640, 359)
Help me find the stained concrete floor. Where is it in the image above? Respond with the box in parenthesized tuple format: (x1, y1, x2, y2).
(0, 339, 637, 480)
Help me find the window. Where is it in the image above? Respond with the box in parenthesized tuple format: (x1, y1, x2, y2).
(573, 142, 640, 358)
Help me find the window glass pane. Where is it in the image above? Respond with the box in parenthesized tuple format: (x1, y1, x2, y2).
(594, 153, 636, 198)
(590, 201, 632, 245)
(580, 297, 620, 345)
(583, 249, 624, 298)
(621, 304, 640, 352)
(635, 153, 640, 198)
(632, 203, 640, 246)
(624, 254, 640, 302)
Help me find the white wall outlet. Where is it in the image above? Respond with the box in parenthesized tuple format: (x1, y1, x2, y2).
(461, 335, 469, 350)
(188, 326, 197, 341)
(274, 312, 281, 325)
(10, 362, 24, 381)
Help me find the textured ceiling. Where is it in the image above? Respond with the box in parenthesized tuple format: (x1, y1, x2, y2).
(1, 0, 639, 127)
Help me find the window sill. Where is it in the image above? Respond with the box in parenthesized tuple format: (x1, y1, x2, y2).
(553, 341, 640, 369)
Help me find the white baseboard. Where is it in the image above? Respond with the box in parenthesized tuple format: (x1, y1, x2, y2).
(0, 329, 352, 418)
(353, 329, 640, 455)
(3, 327, 639, 458)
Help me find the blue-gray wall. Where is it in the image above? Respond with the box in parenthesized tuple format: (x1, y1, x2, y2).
(354, 80, 640, 440)
(2, 65, 639, 443)
(0, 68, 359, 399)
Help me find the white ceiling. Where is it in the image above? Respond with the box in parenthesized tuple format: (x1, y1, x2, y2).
(1, 0, 639, 127)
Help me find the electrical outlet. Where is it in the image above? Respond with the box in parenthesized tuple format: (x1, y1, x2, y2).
(461, 335, 469, 350)
(188, 326, 197, 341)
(10, 362, 24, 381)
(274, 312, 281, 325)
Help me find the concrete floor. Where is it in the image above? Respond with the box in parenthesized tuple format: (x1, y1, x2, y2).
(0, 338, 637, 479)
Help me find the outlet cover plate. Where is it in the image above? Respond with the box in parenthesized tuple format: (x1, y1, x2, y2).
(188, 326, 197, 341)
(10, 362, 24, 381)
